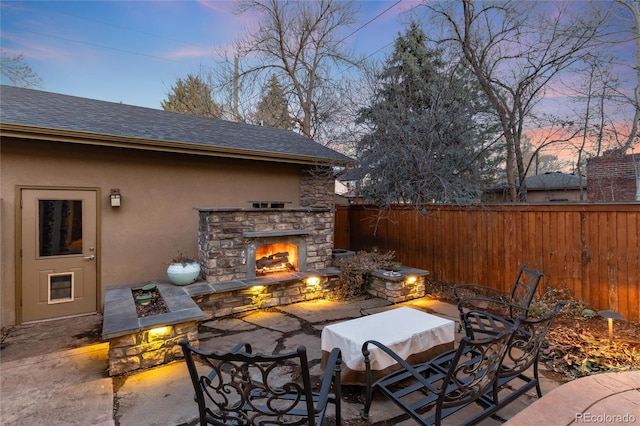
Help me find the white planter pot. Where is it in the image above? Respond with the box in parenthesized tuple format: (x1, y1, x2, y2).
(167, 262, 201, 285)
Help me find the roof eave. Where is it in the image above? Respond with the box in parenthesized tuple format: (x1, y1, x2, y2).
(528, 187, 584, 191)
(0, 123, 352, 167)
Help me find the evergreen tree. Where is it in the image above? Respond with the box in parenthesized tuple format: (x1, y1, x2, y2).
(356, 23, 500, 205)
(253, 75, 293, 129)
(161, 74, 221, 118)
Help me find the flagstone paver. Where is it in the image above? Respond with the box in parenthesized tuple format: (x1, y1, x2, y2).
(2, 296, 638, 426)
(241, 310, 306, 333)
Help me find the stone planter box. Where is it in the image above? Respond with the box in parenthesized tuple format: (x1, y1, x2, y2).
(102, 268, 340, 375)
(102, 283, 205, 376)
(331, 249, 355, 265)
(367, 266, 429, 304)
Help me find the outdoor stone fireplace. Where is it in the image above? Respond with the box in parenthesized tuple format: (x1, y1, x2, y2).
(248, 234, 307, 278)
(196, 208, 333, 285)
(102, 205, 431, 375)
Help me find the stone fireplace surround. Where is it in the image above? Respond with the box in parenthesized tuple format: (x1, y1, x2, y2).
(197, 207, 334, 285)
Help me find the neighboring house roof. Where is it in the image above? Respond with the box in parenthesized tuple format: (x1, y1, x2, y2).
(489, 172, 586, 191)
(524, 172, 586, 190)
(0, 85, 352, 166)
(337, 166, 369, 182)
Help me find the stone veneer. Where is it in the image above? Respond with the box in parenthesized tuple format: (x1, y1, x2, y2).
(102, 283, 204, 376)
(185, 274, 335, 318)
(196, 208, 334, 284)
(102, 266, 427, 375)
(108, 321, 198, 376)
(299, 166, 335, 208)
(367, 266, 429, 303)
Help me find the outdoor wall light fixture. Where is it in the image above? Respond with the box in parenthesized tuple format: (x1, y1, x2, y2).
(306, 276, 320, 286)
(405, 276, 417, 284)
(597, 309, 623, 346)
(110, 189, 122, 207)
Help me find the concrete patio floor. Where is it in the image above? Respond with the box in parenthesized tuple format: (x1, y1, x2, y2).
(1, 295, 633, 425)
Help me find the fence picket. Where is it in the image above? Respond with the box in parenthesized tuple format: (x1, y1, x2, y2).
(334, 204, 640, 321)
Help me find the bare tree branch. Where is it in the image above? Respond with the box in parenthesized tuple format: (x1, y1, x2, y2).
(0, 50, 43, 88)
(231, 0, 360, 139)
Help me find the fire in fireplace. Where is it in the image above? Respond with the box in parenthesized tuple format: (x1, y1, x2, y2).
(245, 233, 308, 280)
(255, 242, 299, 275)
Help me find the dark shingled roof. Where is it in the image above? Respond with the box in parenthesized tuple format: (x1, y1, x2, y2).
(524, 172, 586, 190)
(489, 171, 586, 191)
(0, 85, 352, 165)
(337, 166, 370, 182)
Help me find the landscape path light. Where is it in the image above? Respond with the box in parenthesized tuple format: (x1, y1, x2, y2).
(597, 309, 623, 346)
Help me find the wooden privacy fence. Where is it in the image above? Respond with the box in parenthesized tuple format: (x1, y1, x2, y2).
(334, 204, 640, 322)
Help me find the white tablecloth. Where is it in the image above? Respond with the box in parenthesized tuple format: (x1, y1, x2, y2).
(321, 307, 455, 372)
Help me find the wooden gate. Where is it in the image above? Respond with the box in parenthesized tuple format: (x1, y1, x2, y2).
(333, 206, 350, 250)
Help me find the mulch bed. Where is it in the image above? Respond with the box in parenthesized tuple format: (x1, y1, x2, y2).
(425, 279, 640, 380)
(132, 288, 169, 317)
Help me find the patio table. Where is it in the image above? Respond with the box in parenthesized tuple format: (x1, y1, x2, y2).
(320, 306, 455, 385)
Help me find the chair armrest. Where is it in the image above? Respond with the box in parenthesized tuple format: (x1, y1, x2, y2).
(315, 347, 342, 410)
(458, 296, 528, 317)
(462, 305, 519, 339)
(361, 340, 440, 394)
(230, 342, 252, 354)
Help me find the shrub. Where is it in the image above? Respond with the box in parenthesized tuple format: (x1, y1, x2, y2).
(528, 283, 591, 318)
(330, 250, 396, 300)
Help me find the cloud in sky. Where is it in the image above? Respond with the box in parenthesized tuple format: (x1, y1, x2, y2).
(164, 45, 215, 61)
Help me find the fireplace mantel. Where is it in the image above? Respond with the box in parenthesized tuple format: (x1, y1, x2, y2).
(194, 207, 331, 213)
(243, 230, 312, 238)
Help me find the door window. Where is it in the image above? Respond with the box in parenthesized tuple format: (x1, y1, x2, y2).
(38, 200, 83, 257)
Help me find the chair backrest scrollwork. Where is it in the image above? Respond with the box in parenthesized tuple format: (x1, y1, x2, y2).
(499, 301, 564, 379)
(180, 341, 341, 426)
(509, 266, 544, 319)
(438, 324, 517, 411)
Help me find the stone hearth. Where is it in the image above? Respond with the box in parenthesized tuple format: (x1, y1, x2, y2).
(101, 264, 428, 375)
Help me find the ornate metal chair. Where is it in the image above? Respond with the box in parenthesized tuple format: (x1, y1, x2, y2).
(454, 265, 544, 331)
(360, 312, 519, 426)
(463, 301, 565, 422)
(180, 340, 342, 426)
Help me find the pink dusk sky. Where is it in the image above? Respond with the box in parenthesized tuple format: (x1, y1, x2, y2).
(2, 1, 637, 159)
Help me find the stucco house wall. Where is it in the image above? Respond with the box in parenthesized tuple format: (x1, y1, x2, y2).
(525, 188, 583, 202)
(1, 86, 350, 326)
